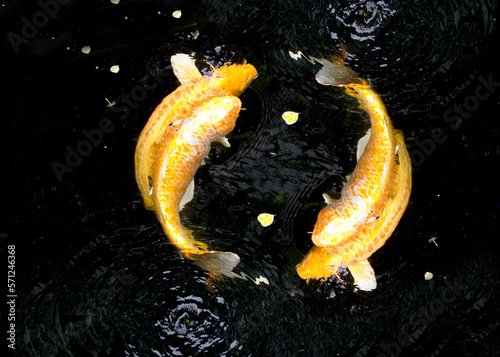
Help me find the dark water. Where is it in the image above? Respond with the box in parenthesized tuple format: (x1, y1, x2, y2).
(1, 0, 499, 356)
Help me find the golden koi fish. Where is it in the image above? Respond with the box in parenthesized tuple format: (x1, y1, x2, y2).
(153, 96, 243, 277)
(296, 57, 411, 291)
(311, 59, 397, 248)
(135, 54, 257, 210)
(297, 130, 411, 290)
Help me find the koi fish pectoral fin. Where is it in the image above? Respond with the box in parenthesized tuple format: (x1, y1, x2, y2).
(171, 53, 203, 84)
(357, 129, 371, 161)
(143, 185, 155, 211)
(348, 259, 377, 291)
(216, 136, 231, 148)
(180, 179, 195, 211)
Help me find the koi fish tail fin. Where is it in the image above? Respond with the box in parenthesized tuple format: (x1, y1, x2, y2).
(181, 228, 242, 279)
(312, 57, 371, 112)
(190, 250, 242, 279)
(348, 259, 377, 291)
(313, 57, 363, 87)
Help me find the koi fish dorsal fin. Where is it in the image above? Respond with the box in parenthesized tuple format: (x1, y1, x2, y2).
(348, 259, 377, 291)
(357, 129, 371, 161)
(171, 53, 202, 84)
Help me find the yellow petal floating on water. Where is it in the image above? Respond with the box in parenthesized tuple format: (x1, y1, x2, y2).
(110, 65, 120, 73)
(81, 46, 91, 54)
(110, 0, 120, 4)
(172, 10, 182, 18)
(257, 213, 275, 227)
(282, 111, 299, 125)
(424, 272, 433, 280)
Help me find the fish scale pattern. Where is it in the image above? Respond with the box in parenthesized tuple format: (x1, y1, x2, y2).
(312, 82, 396, 248)
(154, 97, 242, 255)
(135, 65, 257, 211)
(297, 130, 411, 279)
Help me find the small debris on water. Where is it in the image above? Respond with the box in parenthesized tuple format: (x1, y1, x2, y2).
(290, 289, 304, 297)
(110, 65, 120, 73)
(105, 98, 116, 107)
(428, 237, 439, 246)
(424, 272, 433, 280)
(254, 276, 269, 285)
(172, 10, 182, 18)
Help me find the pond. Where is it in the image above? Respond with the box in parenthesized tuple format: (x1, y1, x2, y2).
(1, 0, 499, 356)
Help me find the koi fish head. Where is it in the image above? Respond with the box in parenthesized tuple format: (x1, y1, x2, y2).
(171, 53, 257, 95)
(201, 96, 242, 136)
(213, 63, 258, 96)
(311, 205, 362, 247)
(296, 245, 339, 280)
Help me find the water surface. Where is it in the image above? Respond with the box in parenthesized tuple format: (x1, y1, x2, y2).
(1, 0, 499, 356)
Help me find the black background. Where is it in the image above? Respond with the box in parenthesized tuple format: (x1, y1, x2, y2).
(1, 0, 499, 356)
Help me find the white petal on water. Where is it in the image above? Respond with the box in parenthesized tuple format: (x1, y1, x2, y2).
(424, 272, 433, 280)
(288, 50, 303, 60)
(110, 65, 120, 73)
(254, 276, 269, 285)
(172, 10, 182, 18)
(81, 46, 91, 54)
(110, 0, 120, 4)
